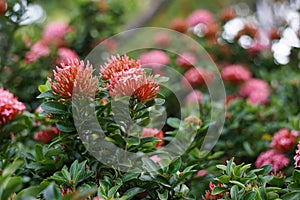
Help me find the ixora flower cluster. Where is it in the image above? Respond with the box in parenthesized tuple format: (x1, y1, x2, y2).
(25, 21, 78, 64)
(0, 88, 25, 126)
(100, 55, 160, 102)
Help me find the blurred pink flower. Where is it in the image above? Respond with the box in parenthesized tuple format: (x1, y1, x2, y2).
(186, 9, 215, 27)
(100, 54, 141, 80)
(294, 141, 300, 168)
(141, 128, 164, 147)
(195, 169, 207, 177)
(35, 105, 44, 113)
(255, 149, 289, 172)
(48, 59, 98, 102)
(43, 21, 72, 44)
(0, 88, 26, 126)
(154, 32, 171, 47)
(248, 90, 269, 105)
(221, 64, 252, 83)
(182, 67, 214, 87)
(271, 129, 299, 152)
(34, 126, 59, 143)
(107, 68, 160, 102)
(25, 40, 50, 63)
(176, 52, 197, 68)
(139, 50, 170, 69)
(239, 78, 270, 105)
(150, 155, 162, 163)
(56, 48, 79, 65)
(184, 90, 202, 105)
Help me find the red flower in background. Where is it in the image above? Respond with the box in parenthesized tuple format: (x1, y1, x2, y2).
(220, 7, 236, 22)
(100, 54, 141, 80)
(34, 126, 59, 143)
(107, 68, 160, 102)
(141, 128, 164, 147)
(176, 52, 197, 68)
(43, 21, 73, 46)
(271, 129, 299, 152)
(255, 149, 289, 172)
(0, 88, 26, 126)
(139, 50, 170, 69)
(25, 40, 50, 63)
(0, 0, 7, 15)
(184, 90, 202, 105)
(170, 17, 188, 33)
(186, 9, 215, 27)
(221, 64, 252, 83)
(239, 78, 270, 105)
(48, 59, 98, 102)
(56, 48, 79, 65)
(182, 67, 214, 87)
(154, 32, 171, 47)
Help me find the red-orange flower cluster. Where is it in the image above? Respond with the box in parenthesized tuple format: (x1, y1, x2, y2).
(182, 67, 214, 87)
(100, 54, 141, 80)
(48, 59, 98, 102)
(101, 55, 160, 102)
(271, 129, 299, 152)
(0, 88, 26, 126)
(34, 126, 59, 143)
(221, 64, 252, 83)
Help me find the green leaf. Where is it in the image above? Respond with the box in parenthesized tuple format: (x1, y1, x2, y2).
(229, 180, 245, 188)
(122, 187, 145, 200)
(37, 90, 55, 99)
(38, 85, 51, 93)
(16, 183, 48, 200)
(230, 185, 239, 199)
(125, 137, 140, 146)
(226, 158, 234, 176)
(108, 185, 122, 197)
(155, 98, 165, 105)
(156, 76, 169, 83)
(2, 160, 23, 177)
(288, 183, 300, 191)
(169, 157, 182, 174)
(41, 101, 67, 114)
(56, 123, 76, 133)
(35, 145, 44, 162)
(0, 176, 23, 200)
(216, 164, 227, 171)
(244, 191, 257, 200)
(215, 175, 230, 184)
(43, 183, 62, 200)
(122, 172, 139, 182)
(257, 165, 272, 175)
(166, 118, 181, 129)
(142, 158, 159, 174)
(281, 192, 300, 200)
(212, 186, 227, 195)
(157, 190, 168, 200)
